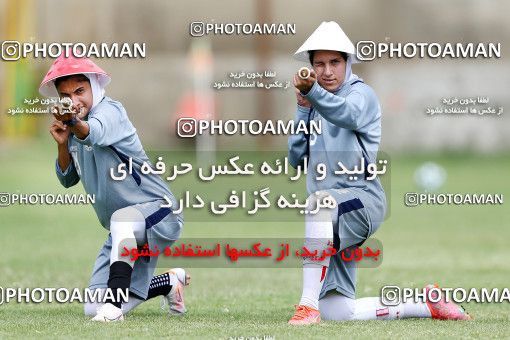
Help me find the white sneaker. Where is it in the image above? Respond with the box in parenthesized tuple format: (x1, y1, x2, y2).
(162, 268, 190, 315)
(91, 303, 124, 322)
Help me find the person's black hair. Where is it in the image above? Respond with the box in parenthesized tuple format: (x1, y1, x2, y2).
(308, 50, 348, 65)
(54, 74, 90, 89)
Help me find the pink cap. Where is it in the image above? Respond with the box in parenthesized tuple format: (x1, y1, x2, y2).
(39, 54, 111, 97)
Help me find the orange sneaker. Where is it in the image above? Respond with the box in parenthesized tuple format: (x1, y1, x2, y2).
(288, 305, 321, 325)
(161, 268, 191, 315)
(425, 284, 472, 320)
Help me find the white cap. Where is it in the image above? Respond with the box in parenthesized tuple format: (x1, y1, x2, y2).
(294, 21, 359, 63)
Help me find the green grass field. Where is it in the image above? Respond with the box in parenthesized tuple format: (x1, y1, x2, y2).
(1, 140, 509, 339)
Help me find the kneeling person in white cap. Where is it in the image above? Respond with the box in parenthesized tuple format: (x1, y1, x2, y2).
(42, 54, 191, 322)
(288, 21, 471, 325)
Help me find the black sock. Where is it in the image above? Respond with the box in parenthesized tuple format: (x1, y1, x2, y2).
(146, 272, 173, 300)
(106, 261, 133, 308)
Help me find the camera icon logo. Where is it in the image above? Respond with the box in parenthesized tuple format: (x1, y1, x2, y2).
(404, 193, 419, 207)
(177, 118, 197, 138)
(1, 41, 21, 61)
(381, 285, 401, 306)
(356, 41, 376, 61)
(0, 193, 11, 207)
(190, 22, 205, 37)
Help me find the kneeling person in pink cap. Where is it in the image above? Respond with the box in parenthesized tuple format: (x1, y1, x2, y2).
(41, 54, 190, 322)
